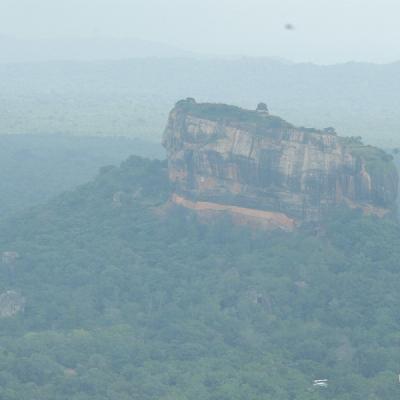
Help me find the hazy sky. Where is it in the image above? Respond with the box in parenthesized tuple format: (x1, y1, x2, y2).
(1, 0, 399, 64)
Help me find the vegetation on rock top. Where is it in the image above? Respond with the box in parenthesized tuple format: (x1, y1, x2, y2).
(176, 99, 343, 137)
(341, 136, 397, 177)
(176, 99, 296, 131)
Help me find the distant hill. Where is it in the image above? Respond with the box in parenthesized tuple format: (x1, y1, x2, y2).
(0, 36, 192, 63)
(0, 58, 399, 147)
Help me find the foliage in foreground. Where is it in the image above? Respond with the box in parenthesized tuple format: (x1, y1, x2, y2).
(0, 156, 400, 399)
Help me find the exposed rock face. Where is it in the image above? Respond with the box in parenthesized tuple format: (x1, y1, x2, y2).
(163, 99, 398, 229)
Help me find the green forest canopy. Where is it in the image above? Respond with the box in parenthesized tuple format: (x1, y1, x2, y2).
(2, 59, 400, 147)
(0, 156, 400, 399)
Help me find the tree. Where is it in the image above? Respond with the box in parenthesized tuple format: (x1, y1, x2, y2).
(256, 102, 269, 114)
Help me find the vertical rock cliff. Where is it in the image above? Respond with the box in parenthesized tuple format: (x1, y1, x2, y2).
(163, 99, 398, 229)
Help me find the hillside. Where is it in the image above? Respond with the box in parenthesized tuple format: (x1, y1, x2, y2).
(0, 156, 400, 399)
(0, 135, 163, 217)
(1, 59, 400, 147)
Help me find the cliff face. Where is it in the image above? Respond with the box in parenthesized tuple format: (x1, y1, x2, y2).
(163, 99, 398, 229)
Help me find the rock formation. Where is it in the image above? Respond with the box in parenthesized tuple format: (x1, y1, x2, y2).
(163, 99, 398, 230)
(0, 291, 25, 318)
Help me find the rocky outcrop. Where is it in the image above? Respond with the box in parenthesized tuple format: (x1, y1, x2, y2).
(172, 193, 296, 231)
(0, 291, 25, 318)
(163, 99, 398, 229)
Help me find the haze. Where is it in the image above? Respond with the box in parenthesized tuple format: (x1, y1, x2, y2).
(1, 0, 399, 64)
